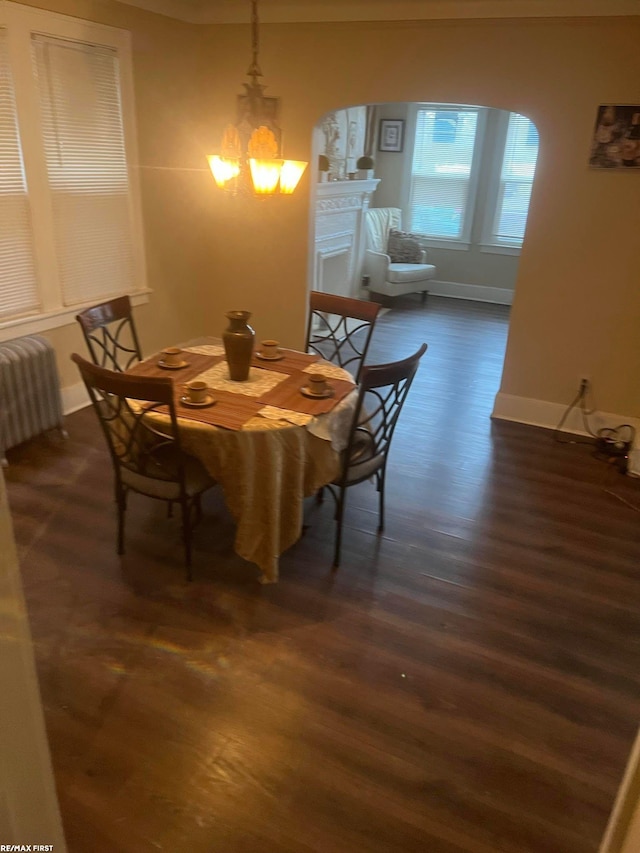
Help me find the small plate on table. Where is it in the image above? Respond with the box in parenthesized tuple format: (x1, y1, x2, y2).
(255, 350, 285, 361)
(158, 359, 189, 370)
(179, 394, 216, 408)
(300, 385, 334, 400)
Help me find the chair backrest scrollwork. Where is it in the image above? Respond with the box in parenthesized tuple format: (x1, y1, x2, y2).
(76, 295, 142, 372)
(305, 291, 381, 382)
(342, 342, 428, 486)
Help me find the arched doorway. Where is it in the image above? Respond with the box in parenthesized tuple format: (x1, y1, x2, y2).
(310, 101, 539, 309)
(309, 101, 539, 419)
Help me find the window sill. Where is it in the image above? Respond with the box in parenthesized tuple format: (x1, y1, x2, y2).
(0, 290, 151, 343)
(479, 243, 521, 256)
(423, 239, 470, 252)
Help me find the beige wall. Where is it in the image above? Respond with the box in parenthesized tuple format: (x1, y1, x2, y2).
(7, 6, 640, 419)
(200, 15, 640, 417)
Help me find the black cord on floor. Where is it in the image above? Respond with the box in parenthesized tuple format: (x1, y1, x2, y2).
(553, 384, 596, 445)
(553, 383, 636, 463)
(554, 382, 640, 513)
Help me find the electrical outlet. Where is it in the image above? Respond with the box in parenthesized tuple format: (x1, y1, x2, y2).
(579, 375, 590, 393)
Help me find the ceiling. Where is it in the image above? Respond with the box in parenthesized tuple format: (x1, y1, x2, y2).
(117, 0, 640, 26)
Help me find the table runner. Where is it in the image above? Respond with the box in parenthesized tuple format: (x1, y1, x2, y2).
(127, 351, 222, 382)
(251, 348, 321, 374)
(129, 347, 355, 430)
(257, 371, 355, 414)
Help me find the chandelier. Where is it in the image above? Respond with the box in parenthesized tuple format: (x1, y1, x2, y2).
(207, 0, 307, 196)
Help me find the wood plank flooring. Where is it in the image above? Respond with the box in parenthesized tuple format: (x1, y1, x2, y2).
(6, 295, 640, 853)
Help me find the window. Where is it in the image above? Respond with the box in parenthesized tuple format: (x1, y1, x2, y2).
(405, 104, 539, 251)
(490, 112, 539, 246)
(408, 107, 480, 240)
(0, 30, 40, 320)
(0, 4, 145, 335)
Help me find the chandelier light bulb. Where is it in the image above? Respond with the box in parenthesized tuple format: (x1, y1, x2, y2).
(207, 155, 240, 188)
(279, 160, 308, 194)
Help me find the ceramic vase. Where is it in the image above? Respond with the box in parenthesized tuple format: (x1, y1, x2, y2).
(223, 310, 255, 381)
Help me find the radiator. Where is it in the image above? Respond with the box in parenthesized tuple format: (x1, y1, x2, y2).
(0, 334, 65, 465)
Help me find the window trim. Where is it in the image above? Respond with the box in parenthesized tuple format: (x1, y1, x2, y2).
(478, 243, 521, 256)
(0, 1, 147, 336)
(0, 290, 151, 342)
(422, 239, 471, 252)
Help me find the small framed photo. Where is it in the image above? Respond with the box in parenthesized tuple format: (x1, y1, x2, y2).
(378, 119, 405, 153)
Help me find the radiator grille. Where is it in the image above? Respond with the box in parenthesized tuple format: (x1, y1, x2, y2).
(0, 335, 64, 463)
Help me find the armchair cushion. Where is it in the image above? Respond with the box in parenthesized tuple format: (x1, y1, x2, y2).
(387, 228, 427, 264)
(387, 262, 437, 284)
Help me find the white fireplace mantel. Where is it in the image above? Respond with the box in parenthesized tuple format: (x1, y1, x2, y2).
(312, 179, 380, 299)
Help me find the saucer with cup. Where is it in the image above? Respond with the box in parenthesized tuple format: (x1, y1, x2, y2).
(256, 339, 284, 361)
(158, 346, 188, 369)
(180, 380, 215, 408)
(301, 371, 334, 399)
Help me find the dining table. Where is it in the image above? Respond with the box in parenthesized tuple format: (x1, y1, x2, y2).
(126, 337, 357, 583)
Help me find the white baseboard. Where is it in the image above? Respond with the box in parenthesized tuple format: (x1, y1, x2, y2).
(492, 391, 639, 443)
(428, 280, 513, 305)
(360, 280, 513, 305)
(62, 382, 89, 415)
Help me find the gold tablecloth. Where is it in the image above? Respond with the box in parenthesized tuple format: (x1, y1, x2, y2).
(178, 413, 342, 582)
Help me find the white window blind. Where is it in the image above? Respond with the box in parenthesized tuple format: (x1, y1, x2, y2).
(32, 34, 135, 307)
(492, 113, 539, 244)
(0, 29, 40, 320)
(409, 108, 479, 240)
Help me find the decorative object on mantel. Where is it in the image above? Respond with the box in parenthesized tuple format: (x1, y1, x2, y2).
(357, 155, 375, 180)
(206, 0, 307, 196)
(321, 112, 344, 180)
(222, 311, 255, 381)
(318, 154, 330, 182)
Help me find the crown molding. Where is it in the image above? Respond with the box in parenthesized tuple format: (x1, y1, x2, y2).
(114, 0, 640, 26)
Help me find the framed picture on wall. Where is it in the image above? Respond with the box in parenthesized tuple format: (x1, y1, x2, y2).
(589, 104, 640, 169)
(378, 119, 405, 153)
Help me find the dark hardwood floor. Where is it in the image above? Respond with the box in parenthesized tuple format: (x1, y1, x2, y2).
(6, 295, 640, 852)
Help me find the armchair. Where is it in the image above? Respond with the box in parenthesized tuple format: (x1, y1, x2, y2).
(363, 207, 436, 302)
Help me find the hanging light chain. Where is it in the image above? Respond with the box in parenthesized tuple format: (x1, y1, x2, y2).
(247, 0, 262, 82)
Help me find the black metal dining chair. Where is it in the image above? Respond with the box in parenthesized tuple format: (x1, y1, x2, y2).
(76, 295, 143, 372)
(71, 353, 216, 579)
(305, 291, 381, 382)
(320, 342, 428, 568)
